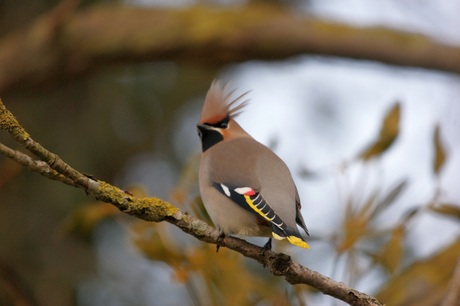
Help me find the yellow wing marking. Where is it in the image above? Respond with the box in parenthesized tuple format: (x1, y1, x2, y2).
(245, 195, 310, 249)
(244, 194, 272, 222)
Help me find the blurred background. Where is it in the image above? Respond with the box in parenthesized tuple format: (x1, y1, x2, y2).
(0, 0, 459, 305)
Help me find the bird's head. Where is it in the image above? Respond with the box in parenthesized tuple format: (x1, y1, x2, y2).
(197, 80, 250, 152)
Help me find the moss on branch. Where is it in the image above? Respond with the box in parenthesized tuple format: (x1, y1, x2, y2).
(95, 181, 179, 222)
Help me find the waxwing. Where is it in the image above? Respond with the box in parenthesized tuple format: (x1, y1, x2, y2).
(197, 80, 309, 252)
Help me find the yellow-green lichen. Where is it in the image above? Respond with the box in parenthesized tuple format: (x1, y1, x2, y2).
(95, 181, 128, 204)
(0, 99, 30, 141)
(95, 180, 179, 222)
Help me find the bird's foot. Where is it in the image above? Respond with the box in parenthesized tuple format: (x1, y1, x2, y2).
(259, 238, 272, 256)
(216, 231, 226, 253)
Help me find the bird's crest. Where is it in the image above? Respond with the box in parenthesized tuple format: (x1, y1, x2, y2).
(199, 80, 250, 124)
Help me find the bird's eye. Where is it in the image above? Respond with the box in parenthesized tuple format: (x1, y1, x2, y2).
(217, 116, 229, 129)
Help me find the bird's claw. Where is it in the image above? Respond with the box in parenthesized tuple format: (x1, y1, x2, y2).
(259, 238, 272, 256)
(216, 232, 226, 253)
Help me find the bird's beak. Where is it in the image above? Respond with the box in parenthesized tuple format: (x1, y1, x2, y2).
(197, 124, 221, 134)
(196, 124, 209, 133)
(197, 123, 224, 137)
(197, 124, 212, 140)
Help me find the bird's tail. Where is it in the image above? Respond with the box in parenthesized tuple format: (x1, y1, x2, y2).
(272, 226, 310, 249)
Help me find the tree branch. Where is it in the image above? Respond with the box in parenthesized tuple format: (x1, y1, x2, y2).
(1, 1, 460, 93)
(0, 98, 383, 306)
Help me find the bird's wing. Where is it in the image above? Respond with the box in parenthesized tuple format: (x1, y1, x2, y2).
(294, 186, 310, 236)
(212, 182, 309, 249)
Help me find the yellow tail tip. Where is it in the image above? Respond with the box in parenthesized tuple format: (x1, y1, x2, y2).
(287, 236, 310, 249)
(272, 233, 310, 249)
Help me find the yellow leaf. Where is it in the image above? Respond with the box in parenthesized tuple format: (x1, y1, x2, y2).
(132, 222, 182, 263)
(359, 102, 400, 160)
(337, 212, 370, 253)
(376, 238, 460, 306)
(375, 225, 405, 274)
(337, 193, 377, 253)
(433, 125, 446, 175)
(61, 202, 118, 239)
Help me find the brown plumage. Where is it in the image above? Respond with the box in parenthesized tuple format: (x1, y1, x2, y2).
(197, 80, 309, 251)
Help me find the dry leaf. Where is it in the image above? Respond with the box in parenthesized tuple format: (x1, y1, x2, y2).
(376, 238, 460, 306)
(433, 125, 446, 175)
(337, 210, 371, 253)
(359, 102, 400, 160)
(337, 180, 406, 253)
(61, 202, 119, 239)
(375, 225, 405, 274)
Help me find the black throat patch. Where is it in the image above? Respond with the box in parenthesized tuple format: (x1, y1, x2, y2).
(197, 126, 223, 152)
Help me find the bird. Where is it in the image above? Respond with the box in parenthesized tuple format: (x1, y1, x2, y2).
(197, 80, 309, 253)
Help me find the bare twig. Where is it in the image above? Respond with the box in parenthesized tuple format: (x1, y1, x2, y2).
(0, 98, 383, 306)
(0, 143, 74, 185)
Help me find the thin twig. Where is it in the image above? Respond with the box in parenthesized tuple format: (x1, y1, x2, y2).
(0, 143, 75, 186)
